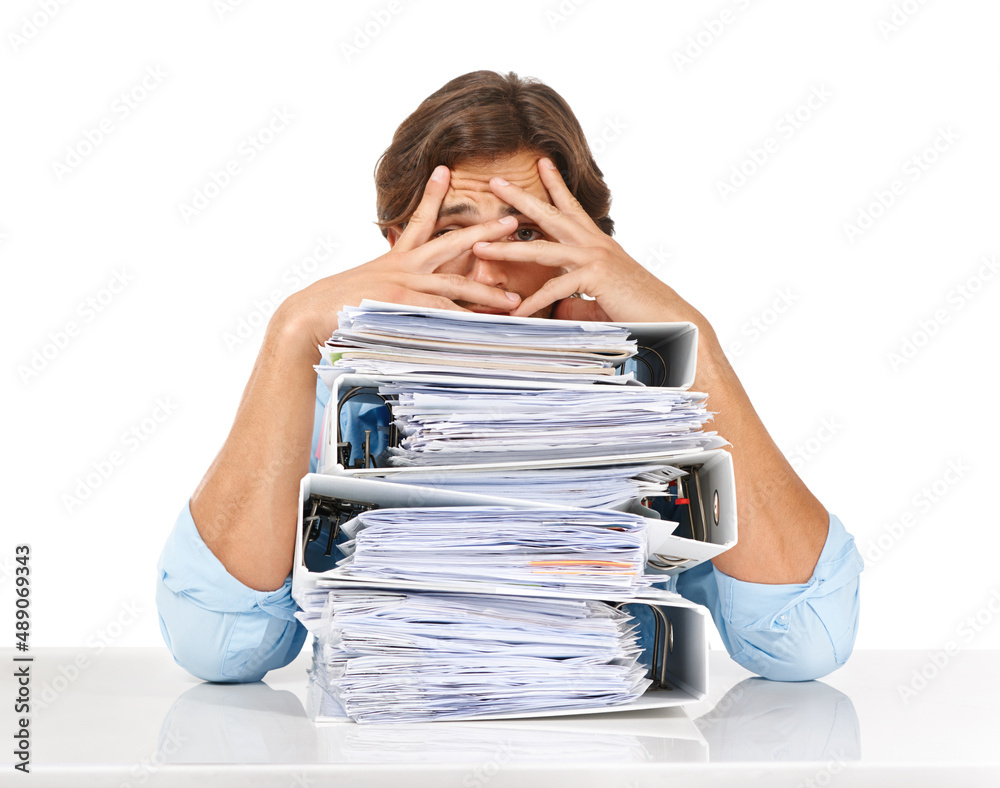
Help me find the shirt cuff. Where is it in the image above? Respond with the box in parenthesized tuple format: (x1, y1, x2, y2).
(719, 512, 863, 633)
(157, 499, 299, 621)
(683, 512, 864, 681)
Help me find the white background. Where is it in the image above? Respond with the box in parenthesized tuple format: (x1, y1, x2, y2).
(2, 0, 998, 659)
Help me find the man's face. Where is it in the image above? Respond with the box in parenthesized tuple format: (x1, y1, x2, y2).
(396, 150, 563, 318)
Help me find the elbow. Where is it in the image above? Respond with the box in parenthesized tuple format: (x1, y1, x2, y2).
(164, 631, 243, 684)
(156, 595, 237, 683)
(156, 580, 259, 684)
(738, 637, 851, 683)
(732, 576, 861, 683)
(155, 500, 306, 683)
(156, 581, 306, 684)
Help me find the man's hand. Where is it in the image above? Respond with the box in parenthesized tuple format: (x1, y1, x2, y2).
(195, 164, 527, 591)
(476, 157, 832, 586)
(280, 165, 524, 352)
(471, 158, 705, 325)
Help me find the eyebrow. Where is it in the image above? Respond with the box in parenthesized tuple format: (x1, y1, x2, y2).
(437, 201, 523, 220)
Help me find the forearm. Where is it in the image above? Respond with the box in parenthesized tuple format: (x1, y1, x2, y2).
(190, 305, 318, 591)
(694, 325, 829, 584)
(156, 500, 308, 681)
(183, 205, 529, 592)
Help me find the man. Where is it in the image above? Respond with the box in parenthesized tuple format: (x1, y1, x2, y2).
(156, 70, 863, 683)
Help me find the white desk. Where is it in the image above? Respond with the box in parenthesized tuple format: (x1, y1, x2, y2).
(7, 648, 1000, 787)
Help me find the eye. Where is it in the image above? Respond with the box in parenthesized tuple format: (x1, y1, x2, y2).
(432, 228, 457, 238)
(511, 226, 544, 242)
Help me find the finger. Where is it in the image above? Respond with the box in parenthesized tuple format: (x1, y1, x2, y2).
(393, 165, 450, 253)
(552, 295, 610, 323)
(391, 291, 474, 312)
(509, 272, 585, 318)
(472, 238, 591, 269)
(408, 215, 520, 272)
(486, 175, 587, 244)
(402, 272, 523, 311)
(536, 157, 593, 221)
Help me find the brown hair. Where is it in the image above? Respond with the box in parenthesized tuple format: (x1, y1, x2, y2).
(374, 70, 614, 239)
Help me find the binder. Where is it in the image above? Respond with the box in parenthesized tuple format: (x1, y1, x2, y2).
(296, 311, 732, 723)
(313, 369, 737, 575)
(304, 699, 709, 762)
(321, 306, 699, 389)
(291, 473, 710, 721)
(620, 320, 699, 389)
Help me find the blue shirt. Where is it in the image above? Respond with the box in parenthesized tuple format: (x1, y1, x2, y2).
(156, 377, 864, 684)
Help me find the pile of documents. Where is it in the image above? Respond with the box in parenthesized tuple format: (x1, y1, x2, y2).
(307, 588, 650, 723)
(381, 383, 723, 465)
(320, 300, 637, 382)
(296, 300, 731, 723)
(327, 506, 656, 596)
(364, 463, 684, 509)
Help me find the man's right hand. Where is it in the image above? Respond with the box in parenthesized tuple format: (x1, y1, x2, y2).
(189, 165, 525, 591)
(276, 165, 523, 355)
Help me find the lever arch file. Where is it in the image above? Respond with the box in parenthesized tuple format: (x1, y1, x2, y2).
(294, 303, 735, 723)
(291, 474, 710, 721)
(320, 300, 699, 388)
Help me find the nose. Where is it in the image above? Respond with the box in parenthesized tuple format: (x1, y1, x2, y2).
(468, 255, 507, 289)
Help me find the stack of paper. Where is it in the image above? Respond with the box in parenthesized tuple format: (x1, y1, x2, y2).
(327, 506, 659, 596)
(320, 300, 637, 383)
(299, 301, 728, 723)
(364, 463, 684, 509)
(308, 588, 651, 723)
(380, 383, 723, 465)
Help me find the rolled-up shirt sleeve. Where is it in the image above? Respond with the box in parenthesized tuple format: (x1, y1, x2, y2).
(156, 377, 331, 682)
(156, 501, 306, 683)
(675, 513, 864, 682)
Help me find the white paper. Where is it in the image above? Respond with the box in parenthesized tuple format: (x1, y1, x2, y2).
(362, 463, 684, 509)
(307, 588, 651, 723)
(380, 383, 724, 465)
(322, 300, 639, 383)
(326, 506, 671, 597)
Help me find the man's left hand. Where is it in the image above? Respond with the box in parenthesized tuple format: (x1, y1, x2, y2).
(473, 157, 704, 325)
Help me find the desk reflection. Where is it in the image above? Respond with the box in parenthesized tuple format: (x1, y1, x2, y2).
(696, 678, 861, 762)
(157, 674, 858, 765)
(157, 681, 316, 763)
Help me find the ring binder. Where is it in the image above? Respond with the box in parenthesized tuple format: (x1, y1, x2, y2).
(334, 387, 396, 469)
(293, 473, 712, 721)
(299, 303, 727, 722)
(632, 344, 669, 387)
(303, 493, 378, 574)
(614, 601, 674, 689)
